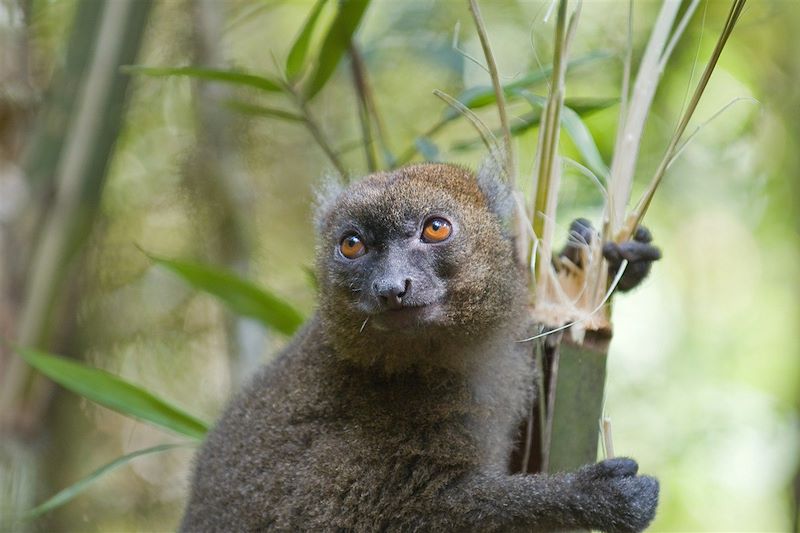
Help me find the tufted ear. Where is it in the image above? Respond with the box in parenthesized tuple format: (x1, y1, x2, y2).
(313, 172, 345, 232)
(476, 151, 515, 224)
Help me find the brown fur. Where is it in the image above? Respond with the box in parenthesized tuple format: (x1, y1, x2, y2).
(180, 164, 658, 532)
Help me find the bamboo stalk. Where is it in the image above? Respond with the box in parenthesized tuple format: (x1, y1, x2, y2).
(432, 89, 498, 155)
(468, 0, 514, 183)
(0, 1, 153, 528)
(606, 0, 684, 233)
(545, 332, 609, 473)
(0, 0, 153, 425)
(621, 0, 747, 241)
(531, 0, 568, 253)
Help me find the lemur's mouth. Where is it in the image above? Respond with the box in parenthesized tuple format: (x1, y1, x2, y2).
(371, 302, 442, 330)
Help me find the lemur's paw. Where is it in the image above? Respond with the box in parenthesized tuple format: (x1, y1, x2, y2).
(602, 226, 661, 293)
(558, 219, 661, 293)
(578, 457, 638, 481)
(574, 458, 659, 533)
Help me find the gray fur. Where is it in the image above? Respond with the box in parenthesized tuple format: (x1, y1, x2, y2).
(313, 171, 346, 233)
(476, 151, 515, 223)
(181, 164, 658, 532)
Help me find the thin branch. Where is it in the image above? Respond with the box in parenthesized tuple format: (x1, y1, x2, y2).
(468, 0, 514, 182)
(350, 44, 395, 169)
(601, 416, 615, 458)
(349, 43, 377, 171)
(432, 89, 498, 154)
(285, 82, 348, 178)
(451, 20, 493, 75)
(670, 96, 759, 166)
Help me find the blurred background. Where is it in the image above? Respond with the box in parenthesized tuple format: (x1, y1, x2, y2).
(0, 0, 797, 531)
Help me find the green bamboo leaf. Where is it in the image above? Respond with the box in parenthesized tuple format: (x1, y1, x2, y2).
(450, 97, 615, 154)
(224, 100, 304, 122)
(303, 0, 370, 100)
(286, 0, 329, 80)
(442, 51, 613, 120)
(517, 91, 610, 180)
(15, 348, 209, 439)
(560, 105, 609, 180)
(149, 255, 305, 336)
(24, 443, 193, 519)
(509, 110, 544, 135)
(562, 96, 619, 116)
(124, 66, 284, 93)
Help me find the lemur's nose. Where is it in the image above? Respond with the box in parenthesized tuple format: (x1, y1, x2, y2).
(374, 278, 411, 309)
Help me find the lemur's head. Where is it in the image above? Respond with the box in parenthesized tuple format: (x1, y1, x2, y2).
(315, 163, 525, 367)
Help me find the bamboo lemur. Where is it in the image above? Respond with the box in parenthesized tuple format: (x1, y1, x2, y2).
(181, 163, 660, 532)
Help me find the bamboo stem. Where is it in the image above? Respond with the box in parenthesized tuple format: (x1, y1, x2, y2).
(623, 0, 747, 240)
(0, 0, 152, 423)
(530, 0, 580, 289)
(349, 43, 377, 172)
(468, 0, 514, 183)
(607, 0, 682, 233)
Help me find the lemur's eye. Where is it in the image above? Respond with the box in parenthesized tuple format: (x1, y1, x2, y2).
(422, 217, 452, 243)
(340, 235, 366, 259)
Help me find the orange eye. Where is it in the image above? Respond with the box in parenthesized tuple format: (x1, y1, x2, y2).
(422, 217, 452, 243)
(340, 235, 366, 259)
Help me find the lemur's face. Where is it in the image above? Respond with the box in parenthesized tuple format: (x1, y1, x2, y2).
(316, 164, 522, 336)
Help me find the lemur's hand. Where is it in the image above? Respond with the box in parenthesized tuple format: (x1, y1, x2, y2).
(602, 225, 661, 292)
(570, 457, 660, 533)
(558, 218, 661, 293)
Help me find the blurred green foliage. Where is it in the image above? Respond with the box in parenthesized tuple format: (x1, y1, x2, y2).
(9, 0, 799, 530)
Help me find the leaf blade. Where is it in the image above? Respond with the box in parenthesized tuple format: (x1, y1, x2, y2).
(124, 66, 284, 93)
(303, 0, 370, 100)
(560, 105, 610, 180)
(443, 51, 613, 120)
(517, 91, 611, 180)
(286, 0, 329, 80)
(15, 348, 209, 439)
(150, 255, 305, 336)
(24, 443, 193, 519)
(450, 97, 615, 154)
(224, 100, 304, 122)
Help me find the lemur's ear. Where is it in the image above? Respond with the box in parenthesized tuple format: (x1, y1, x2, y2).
(313, 172, 345, 232)
(476, 151, 515, 224)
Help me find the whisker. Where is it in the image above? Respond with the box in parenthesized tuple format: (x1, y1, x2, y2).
(359, 317, 369, 333)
